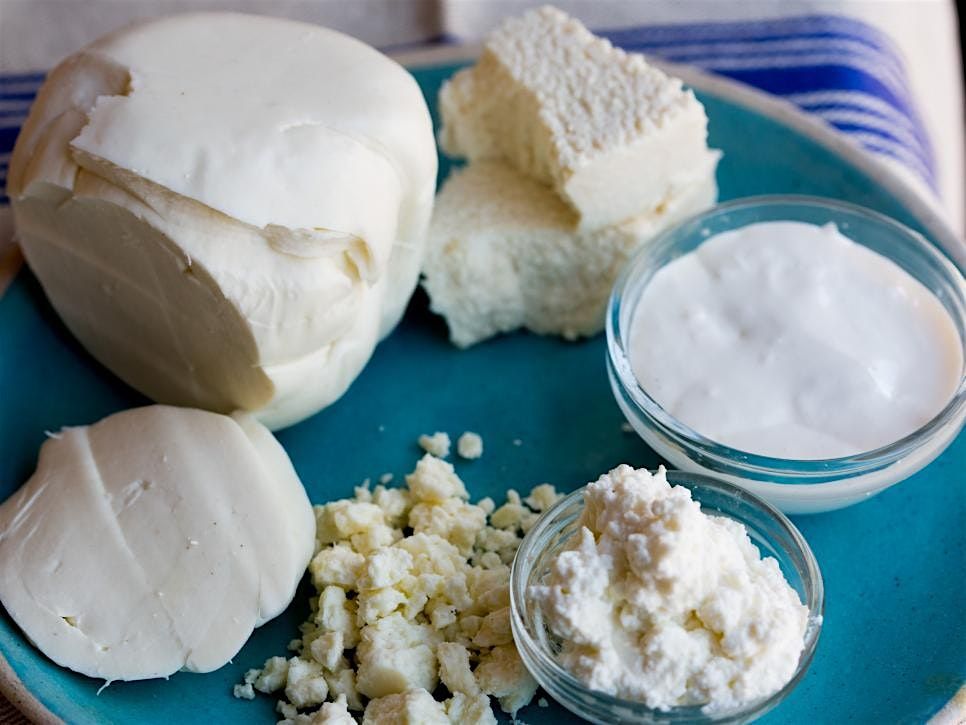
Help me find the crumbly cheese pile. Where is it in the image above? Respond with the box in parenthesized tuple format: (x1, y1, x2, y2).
(531, 465, 809, 713)
(238, 441, 563, 723)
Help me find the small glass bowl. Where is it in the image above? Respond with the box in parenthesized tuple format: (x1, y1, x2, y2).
(510, 470, 824, 725)
(606, 196, 966, 513)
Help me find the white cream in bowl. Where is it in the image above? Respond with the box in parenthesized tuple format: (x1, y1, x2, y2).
(628, 221, 963, 460)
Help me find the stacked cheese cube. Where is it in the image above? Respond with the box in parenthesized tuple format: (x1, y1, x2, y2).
(424, 6, 720, 347)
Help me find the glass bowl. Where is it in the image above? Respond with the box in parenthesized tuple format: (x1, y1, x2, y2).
(606, 195, 966, 513)
(510, 470, 824, 725)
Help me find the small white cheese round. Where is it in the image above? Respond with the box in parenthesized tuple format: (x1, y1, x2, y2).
(8, 13, 437, 429)
(0, 405, 315, 681)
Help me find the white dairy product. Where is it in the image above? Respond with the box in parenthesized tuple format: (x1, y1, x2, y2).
(0, 405, 315, 682)
(629, 221, 964, 459)
(457, 432, 484, 460)
(7, 13, 437, 430)
(531, 465, 808, 712)
(418, 431, 451, 458)
(240, 449, 549, 719)
(439, 6, 714, 229)
(422, 159, 717, 347)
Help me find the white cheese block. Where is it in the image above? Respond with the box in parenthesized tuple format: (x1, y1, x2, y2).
(439, 6, 713, 229)
(0, 405, 315, 682)
(7, 13, 437, 430)
(422, 157, 718, 348)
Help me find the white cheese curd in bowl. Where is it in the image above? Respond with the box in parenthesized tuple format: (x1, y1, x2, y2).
(529, 465, 809, 713)
(6, 13, 437, 430)
(0, 405, 315, 682)
(628, 221, 964, 459)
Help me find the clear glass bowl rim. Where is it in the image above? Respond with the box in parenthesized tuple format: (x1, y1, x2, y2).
(606, 194, 966, 479)
(509, 469, 825, 723)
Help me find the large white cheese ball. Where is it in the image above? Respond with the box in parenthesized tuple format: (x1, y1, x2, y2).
(7, 13, 437, 429)
(0, 405, 315, 681)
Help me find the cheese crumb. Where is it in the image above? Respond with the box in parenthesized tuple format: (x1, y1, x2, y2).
(238, 436, 553, 719)
(418, 431, 451, 458)
(232, 683, 255, 700)
(405, 454, 467, 503)
(363, 688, 449, 724)
(457, 432, 484, 459)
(316, 695, 355, 724)
(523, 483, 561, 513)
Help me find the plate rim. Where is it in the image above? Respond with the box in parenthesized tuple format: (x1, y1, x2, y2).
(0, 52, 962, 725)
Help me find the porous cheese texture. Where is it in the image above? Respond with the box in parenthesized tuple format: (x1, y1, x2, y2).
(439, 6, 714, 229)
(0, 405, 315, 682)
(7, 13, 437, 430)
(422, 160, 716, 347)
(241, 446, 564, 723)
(531, 465, 808, 712)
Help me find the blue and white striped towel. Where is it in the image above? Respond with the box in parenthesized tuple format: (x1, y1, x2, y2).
(0, 13, 936, 206)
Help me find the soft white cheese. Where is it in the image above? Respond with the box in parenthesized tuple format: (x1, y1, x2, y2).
(7, 13, 437, 429)
(531, 465, 808, 712)
(0, 405, 315, 682)
(439, 6, 714, 229)
(422, 159, 716, 347)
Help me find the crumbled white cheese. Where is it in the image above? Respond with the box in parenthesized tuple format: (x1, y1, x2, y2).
(232, 683, 255, 700)
(457, 431, 484, 459)
(475, 644, 540, 715)
(405, 454, 467, 502)
(239, 438, 556, 719)
(418, 431, 451, 458)
(531, 465, 809, 712)
(254, 656, 290, 694)
(445, 691, 498, 724)
(523, 483, 561, 513)
(315, 695, 356, 724)
(285, 656, 329, 709)
(437, 642, 480, 696)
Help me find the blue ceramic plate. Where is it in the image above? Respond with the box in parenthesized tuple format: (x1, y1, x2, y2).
(0, 58, 963, 724)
